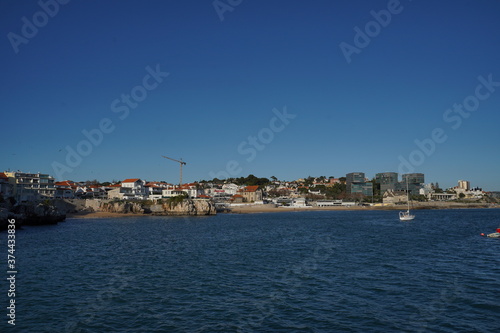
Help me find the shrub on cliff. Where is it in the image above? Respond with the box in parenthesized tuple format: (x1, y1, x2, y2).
(166, 194, 188, 209)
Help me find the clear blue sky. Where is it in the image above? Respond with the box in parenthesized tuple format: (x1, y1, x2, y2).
(1, 0, 500, 190)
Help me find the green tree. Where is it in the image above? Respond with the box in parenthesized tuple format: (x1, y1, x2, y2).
(324, 183, 347, 199)
(370, 178, 381, 196)
(304, 176, 314, 186)
(298, 187, 309, 194)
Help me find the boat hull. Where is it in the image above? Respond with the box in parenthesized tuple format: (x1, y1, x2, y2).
(399, 211, 415, 221)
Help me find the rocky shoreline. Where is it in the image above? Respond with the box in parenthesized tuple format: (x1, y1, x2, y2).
(1, 197, 217, 230)
(0, 202, 66, 230)
(3, 199, 498, 228)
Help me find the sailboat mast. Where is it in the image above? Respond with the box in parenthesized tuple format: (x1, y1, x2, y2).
(406, 176, 410, 212)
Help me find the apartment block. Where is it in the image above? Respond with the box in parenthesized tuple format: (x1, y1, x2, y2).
(4, 171, 56, 201)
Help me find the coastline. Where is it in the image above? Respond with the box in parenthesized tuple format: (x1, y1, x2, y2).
(67, 211, 140, 219)
(67, 203, 500, 218)
(228, 203, 500, 214)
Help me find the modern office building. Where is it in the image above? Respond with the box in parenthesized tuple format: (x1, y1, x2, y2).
(401, 173, 425, 194)
(375, 172, 400, 193)
(346, 172, 373, 196)
(4, 171, 56, 201)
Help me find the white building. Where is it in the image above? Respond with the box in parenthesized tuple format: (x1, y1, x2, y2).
(162, 183, 200, 199)
(291, 198, 308, 207)
(222, 183, 239, 195)
(120, 178, 148, 200)
(429, 192, 456, 201)
(162, 187, 187, 198)
(316, 200, 342, 207)
(4, 171, 56, 201)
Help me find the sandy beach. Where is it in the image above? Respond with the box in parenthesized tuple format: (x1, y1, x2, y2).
(229, 203, 499, 214)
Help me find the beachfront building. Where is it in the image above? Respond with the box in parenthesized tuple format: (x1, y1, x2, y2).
(383, 189, 408, 204)
(429, 192, 456, 201)
(291, 197, 308, 207)
(239, 185, 263, 203)
(346, 172, 373, 196)
(4, 171, 56, 201)
(316, 200, 343, 207)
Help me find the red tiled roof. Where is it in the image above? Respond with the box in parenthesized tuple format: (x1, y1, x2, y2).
(244, 185, 259, 192)
(233, 194, 243, 198)
(122, 178, 140, 183)
(0, 172, 8, 180)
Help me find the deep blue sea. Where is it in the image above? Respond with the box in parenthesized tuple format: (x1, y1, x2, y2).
(3, 209, 500, 332)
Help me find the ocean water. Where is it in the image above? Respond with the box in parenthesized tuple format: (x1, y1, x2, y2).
(5, 209, 500, 332)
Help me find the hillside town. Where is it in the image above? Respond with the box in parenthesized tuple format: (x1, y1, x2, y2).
(1, 170, 499, 208)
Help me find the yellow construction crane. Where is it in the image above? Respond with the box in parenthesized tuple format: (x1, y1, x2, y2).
(161, 155, 186, 185)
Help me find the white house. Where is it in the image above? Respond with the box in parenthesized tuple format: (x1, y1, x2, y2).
(162, 187, 188, 198)
(120, 178, 148, 200)
(316, 200, 342, 207)
(222, 183, 239, 195)
(291, 198, 308, 207)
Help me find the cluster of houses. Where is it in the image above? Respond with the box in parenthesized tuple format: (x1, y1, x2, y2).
(0, 171, 265, 203)
(1, 170, 496, 205)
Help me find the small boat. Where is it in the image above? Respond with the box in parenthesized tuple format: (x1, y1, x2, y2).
(485, 228, 500, 238)
(399, 210, 415, 221)
(481, 228, 500, 238)
(399, 177, 415, 221)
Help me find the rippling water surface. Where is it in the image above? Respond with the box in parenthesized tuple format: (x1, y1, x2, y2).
(9, 209, 500, 332)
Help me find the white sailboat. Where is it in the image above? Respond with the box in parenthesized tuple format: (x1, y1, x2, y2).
(399, 177, 415, 221)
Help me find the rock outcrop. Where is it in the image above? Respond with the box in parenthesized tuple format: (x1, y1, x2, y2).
(100, 201, 144, 214)
(152, 199, 216, 216)
(2, 203, 66, 228)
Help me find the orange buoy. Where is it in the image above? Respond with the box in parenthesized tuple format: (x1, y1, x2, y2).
(480, 233, 485, 236)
